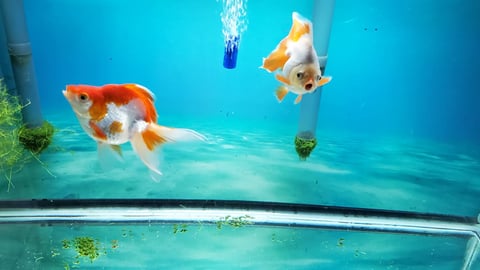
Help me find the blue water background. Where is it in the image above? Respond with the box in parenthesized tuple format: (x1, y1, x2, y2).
(1, 2, 480, 269)
(24, 0, 480, 143)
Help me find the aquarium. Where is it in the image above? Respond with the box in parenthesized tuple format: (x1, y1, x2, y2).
(0, 0, 479, 269)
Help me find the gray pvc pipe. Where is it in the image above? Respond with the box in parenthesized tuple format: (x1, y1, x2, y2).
(0, 0, 43, 127)
(0, 11, 15, 93)
(297, 0, 335, 140)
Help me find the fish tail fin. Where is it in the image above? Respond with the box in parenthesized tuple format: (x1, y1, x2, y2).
(289, 12, 312, 41)
(130, 123, 206, 180)
(261, 12, 312, 73)
(261, 41, 289, 72)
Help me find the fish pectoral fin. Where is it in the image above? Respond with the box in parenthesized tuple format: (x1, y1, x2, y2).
(262, 42, 289, 72)
(110, 144, 123, 157)
(275, 86, 289, 103)
(97, 142, 123, 172)
(89, 121, 107, 140)
(275, 74, 291, 85)
(318, 76, 332, 87)
(130, 123, 206, 181)
(294, 95, 303, 104)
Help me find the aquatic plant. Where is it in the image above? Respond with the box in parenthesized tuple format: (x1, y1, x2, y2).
(0, 81, 55, 190)
(294, 136, 317, 160)
(0, 82, 27, 190)
(0, 84, 23, 126)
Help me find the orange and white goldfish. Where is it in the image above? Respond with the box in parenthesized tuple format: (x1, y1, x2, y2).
(261, 12, 332, 104)
(63, 83, 205, 179)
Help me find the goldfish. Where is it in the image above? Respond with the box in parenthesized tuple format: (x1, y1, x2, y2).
(261, 12, 332, 104)
(63, 83, 205, 179)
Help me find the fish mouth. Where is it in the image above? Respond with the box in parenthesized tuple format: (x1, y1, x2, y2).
(62, 90, 72, 100)
(305, 83, 313, 91)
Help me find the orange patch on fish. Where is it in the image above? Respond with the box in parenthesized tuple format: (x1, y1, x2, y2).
(102, 84, 158, 123)
(142, 127, 167, 151)
(262, 43, 289, 72)
(89, 102, 108, 121)
(109, 121, 123, 134)
(275, 74, 291, 85)
(89, 121, 107, 140)
(289, 17, 310, 42)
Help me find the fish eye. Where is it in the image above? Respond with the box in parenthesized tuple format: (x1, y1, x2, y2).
(78, 93, 89, 102)
(316, 75, 322, 81)
(296, 72, 304, 79)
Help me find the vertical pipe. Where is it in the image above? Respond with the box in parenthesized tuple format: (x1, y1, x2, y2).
(0, 0, 43, 128)
(295, 0, 335, 159)
(0, 9, 15, 93)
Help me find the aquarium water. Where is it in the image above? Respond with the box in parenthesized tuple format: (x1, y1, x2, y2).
(0, 0, 479, 269)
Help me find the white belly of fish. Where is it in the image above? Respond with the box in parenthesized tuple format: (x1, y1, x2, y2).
(78, 101, 147, 145)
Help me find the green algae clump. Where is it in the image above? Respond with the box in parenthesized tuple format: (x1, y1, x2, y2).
(18, 121, 54, 154)
(73, 237, 101, 262)
(0, 82, 26, 190)
(62, 237, 103, 262)
(0, 80, 55, 190)
(0, 83, 23, 127)
(295, 136, 317, 161)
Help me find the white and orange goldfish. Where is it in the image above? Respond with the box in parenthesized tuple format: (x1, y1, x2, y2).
(261, 12, 332, 104)
(63, 83, 205, 179)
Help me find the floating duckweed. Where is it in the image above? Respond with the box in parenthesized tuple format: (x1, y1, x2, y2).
(73, 237, 101, 262)
(294, 136, 317, 160)
(18, 120, 54, 154)
(216, 215, 254, 229)
(60, 236, 120, 268)
(61, 239, 71, 249)
(62, 237, 103, 263)
(173, 224, 188, 234)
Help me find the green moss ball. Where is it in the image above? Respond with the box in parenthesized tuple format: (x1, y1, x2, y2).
(18, 121, 54, 154)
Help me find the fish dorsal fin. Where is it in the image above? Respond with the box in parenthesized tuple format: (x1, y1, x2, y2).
(123, 84, 157, 122)
(123, 84, 155, 101)
(289, 12, 312, 42)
